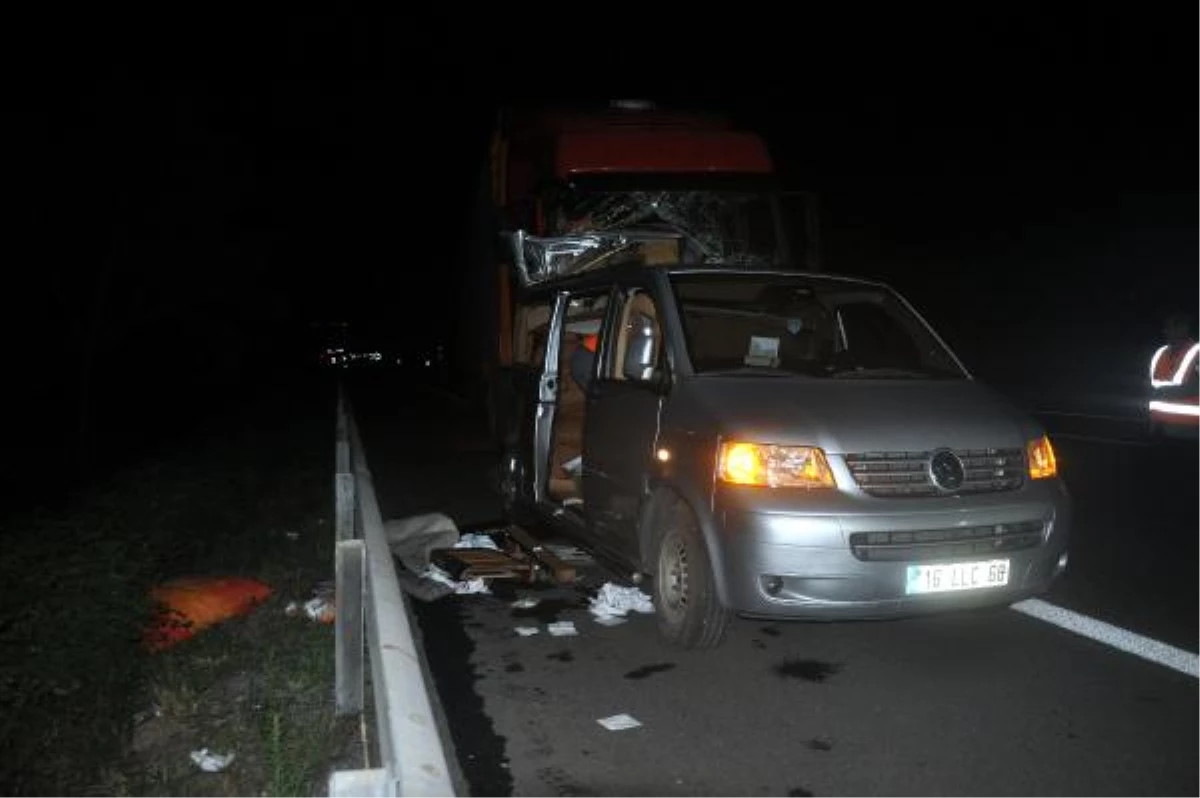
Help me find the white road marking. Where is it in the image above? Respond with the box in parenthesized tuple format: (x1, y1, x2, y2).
(1011, 598, 1199, 679)
(1048, 432, 1150, 447)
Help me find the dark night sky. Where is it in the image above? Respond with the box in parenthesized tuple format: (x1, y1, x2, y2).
(6, 11, 1196, 504)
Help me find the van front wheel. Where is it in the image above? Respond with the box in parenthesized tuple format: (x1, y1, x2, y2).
(652, 496, 730, 649)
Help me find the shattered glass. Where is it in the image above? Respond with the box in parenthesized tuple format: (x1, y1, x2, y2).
(557, 190, 779, 268)
(509, 190, 783, 284)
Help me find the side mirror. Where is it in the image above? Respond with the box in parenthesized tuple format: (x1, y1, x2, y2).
(623, 313, 659, 382)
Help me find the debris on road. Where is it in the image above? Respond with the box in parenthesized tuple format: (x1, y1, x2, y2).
(597, 714, 642, 731)
(593, 615, 627, 627)
(589, 583, 655, 621)
(422, 564, 490, 595)
(547, 621, 579, 637)
(512, 597, 540, 609)
(387, 512, 580, 587)
(546, 543, 592, 563)
(190, 748, 236, 772)
(384, 512, 460, 573)
(455, 532, 502, 550)
(515, 626, 540, 637)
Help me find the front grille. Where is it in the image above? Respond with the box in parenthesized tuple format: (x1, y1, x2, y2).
(849, 519, 1045, 562)
(844, 448, 1024, 497)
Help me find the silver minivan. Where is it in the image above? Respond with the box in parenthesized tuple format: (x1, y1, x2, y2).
(497, 260, 1071, 648)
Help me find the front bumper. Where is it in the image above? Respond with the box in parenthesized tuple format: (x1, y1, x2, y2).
(712, 481, 1071, 619)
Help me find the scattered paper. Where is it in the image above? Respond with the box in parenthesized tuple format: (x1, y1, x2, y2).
(190, 748, 235, 772)
(547, 621, 578, 637)
(514, 626, 540, 637)
(455, 533, 501, 551)
(511, 597, 540, 609)
(304, 596, 335, 623)
(597, 714, 642, 731)
(589, 583, 655, 620)
(287, 583, 335, 623)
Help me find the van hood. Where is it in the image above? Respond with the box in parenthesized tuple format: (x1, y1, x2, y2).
(682, 376, 1039, 454)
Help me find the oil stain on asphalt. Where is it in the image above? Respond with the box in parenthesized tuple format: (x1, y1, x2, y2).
(774, 659, 842, 682)
(624, 663, 676, 680)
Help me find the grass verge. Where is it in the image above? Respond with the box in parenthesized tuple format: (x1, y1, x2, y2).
(0, 378, 361, 796)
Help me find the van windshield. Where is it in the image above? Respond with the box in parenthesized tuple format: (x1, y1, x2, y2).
(670, 274, 966, 379)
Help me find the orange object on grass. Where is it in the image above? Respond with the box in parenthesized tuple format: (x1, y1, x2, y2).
(146, 576, 272, 651)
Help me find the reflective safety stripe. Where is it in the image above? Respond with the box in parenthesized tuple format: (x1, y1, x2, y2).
(1150, 343, 1200, 388)
(1148, 400, 1200, 417)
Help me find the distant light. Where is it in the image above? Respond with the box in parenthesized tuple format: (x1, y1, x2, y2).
(610, 99, 656, 110)
(425, 359, 431, 367)
(655, 448, 671, 462)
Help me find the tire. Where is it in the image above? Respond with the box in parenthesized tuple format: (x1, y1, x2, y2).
(651, 493, 731, 649)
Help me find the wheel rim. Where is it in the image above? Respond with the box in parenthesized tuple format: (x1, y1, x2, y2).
(657, 526, 690, 622)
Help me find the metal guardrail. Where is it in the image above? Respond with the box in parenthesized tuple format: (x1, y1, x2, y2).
(329, 385, 456, 797)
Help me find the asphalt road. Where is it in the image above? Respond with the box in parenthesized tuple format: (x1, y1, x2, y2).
(349, 372, 1198, 797)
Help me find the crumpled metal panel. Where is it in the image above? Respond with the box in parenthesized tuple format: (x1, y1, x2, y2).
(508, 229, 678, 286)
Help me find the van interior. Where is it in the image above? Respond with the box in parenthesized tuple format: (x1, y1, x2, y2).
(517, 290, 662, 509)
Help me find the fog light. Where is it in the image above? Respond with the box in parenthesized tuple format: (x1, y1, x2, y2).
(763, 575, 783, 596)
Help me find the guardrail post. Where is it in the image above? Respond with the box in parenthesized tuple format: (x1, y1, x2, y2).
(336, 385, 356, 543)
(335, 538, 366, 715)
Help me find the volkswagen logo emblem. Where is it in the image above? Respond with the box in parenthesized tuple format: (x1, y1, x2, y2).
(929, 449, 965, 492)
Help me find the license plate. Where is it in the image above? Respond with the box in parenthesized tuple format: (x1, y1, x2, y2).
(905, 559, 1010, 595)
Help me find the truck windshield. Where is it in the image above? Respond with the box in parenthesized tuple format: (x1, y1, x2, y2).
(551, 187, 783, 267)
(670, 274, 966, 379)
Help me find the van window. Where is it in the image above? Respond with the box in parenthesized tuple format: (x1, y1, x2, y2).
(605, 288, 663, 382)
(559, 292, 609, 388)
(836, 303, 921, 369)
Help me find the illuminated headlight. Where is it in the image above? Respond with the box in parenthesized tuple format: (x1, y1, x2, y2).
(718, 442, 835, 488)
(1027, 435, 1058, 479)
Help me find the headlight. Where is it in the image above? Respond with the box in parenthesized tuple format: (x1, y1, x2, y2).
(717, 442, 835, 488)
(1027, 435, 1058, 479)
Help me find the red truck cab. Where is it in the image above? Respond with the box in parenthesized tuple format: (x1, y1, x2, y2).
(458, 101, 819, 443)
(485, 100, 819, 368)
